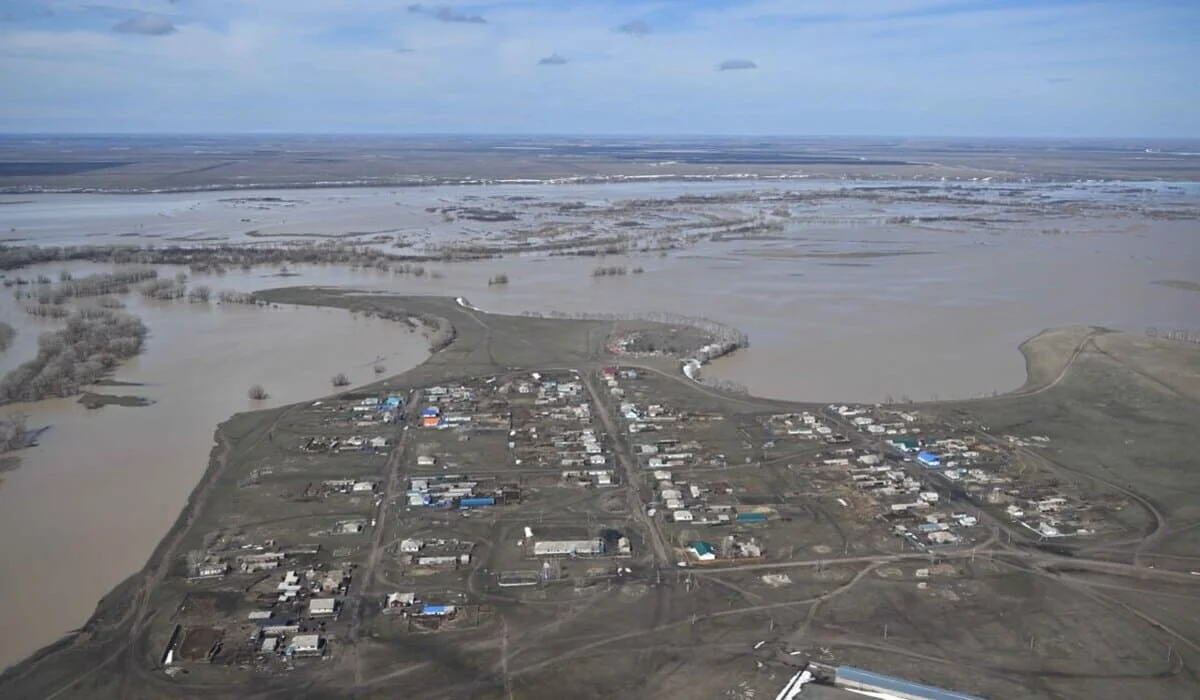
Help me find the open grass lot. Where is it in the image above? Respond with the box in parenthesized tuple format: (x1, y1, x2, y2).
(1, 294, 1197, 700)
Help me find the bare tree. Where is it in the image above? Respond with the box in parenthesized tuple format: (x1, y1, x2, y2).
(0, 412, 27, 451)
(248, 384, 269, 400)
(332, 373, 351, 387)
(0, 322, 15, 352)
(373, 363, 386, 375)
(188, 285, 211, 303)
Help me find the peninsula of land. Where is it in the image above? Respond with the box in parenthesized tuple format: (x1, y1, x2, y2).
(2, 289, 1198, 700)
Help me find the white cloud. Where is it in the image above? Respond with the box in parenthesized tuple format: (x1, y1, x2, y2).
(112, 14, 177, 35)
(717, 58, 756, 71)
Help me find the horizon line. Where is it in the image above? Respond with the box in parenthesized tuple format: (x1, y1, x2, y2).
(2, 132, 1200, 142)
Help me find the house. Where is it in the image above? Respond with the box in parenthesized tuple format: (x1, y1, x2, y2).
(352, 481, 376, 493)
(290, 634, 324, 657)
(399, 538, 423, 553)
(387, 592, 417, 608)
(672, 510, 695, 523)
(688, 541, 716, 560)
(308, 598, 337, 617)
(369, 437, 388, 449)
(196, 563, 227, 578)
(417, 455, 437, 467)
(917, 451, 941, 468)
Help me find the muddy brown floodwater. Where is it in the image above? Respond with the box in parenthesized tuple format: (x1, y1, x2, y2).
(0, 180, 1198, 668)
(0, 297, 428, 669)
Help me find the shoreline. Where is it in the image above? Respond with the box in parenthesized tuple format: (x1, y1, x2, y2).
(0, 290, 1100, 679)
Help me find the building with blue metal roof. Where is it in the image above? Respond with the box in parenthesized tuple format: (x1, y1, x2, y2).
(835, 666, 984, 700)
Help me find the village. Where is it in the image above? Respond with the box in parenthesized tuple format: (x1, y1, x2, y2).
(153, 361, 1135, 686)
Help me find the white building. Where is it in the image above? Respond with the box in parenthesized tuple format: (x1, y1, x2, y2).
(532, 539, 604, 556)
(672, 510, 695, 523)
(291, 634, 324, 656)
(308, 598, 337, 617)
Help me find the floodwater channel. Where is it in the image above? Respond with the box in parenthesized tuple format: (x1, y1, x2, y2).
(0, 284, 429, 669)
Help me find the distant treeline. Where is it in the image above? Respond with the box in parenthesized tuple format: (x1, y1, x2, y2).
(0, 242, 490, 274)
(0, 309, 147, 404)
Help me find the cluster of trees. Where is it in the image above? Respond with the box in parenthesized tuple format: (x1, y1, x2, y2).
(217, 290, 257, 304)
(15, 269, 158, 305)
(0, 322, 14, 352)
(139, 273, 191, 301)
(0, 309, 147, 404)
(488, 273, 509, 285)
(592, 265, 628, 277)
(24, 304, 70, 319)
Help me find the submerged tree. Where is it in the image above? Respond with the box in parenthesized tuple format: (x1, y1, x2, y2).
(332, 373, 351, 388)
(0, 322, 15, 352)
(247, 384, 269, 400)
(0, 412, 27, 451)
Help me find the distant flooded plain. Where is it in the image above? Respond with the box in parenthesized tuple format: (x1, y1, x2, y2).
(0, 179, 1198, 667)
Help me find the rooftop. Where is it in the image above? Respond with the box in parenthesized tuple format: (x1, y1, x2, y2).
(836, 666, 984, 700)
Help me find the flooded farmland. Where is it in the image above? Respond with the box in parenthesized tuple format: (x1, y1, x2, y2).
(0, 178, 1198, 667)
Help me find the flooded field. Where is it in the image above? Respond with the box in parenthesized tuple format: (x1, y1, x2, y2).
(0, 178, 1198, 667)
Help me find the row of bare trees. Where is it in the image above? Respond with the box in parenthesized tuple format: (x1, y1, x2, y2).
(0, 240, 486, 275)
(0, 322, 14, 352)
(13, 268, 159, 305)
(0, 310, 147, 404)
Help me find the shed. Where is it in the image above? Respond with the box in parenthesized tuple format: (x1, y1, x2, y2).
(735, 512, 769, 524)
(260, 636, 278, 653)
(835, 665, 983, 700)
(417, 455, 437, 466)
(308, 598, 337, 617)
(671, 510, 695, 523)
(460, 497, 496, 508)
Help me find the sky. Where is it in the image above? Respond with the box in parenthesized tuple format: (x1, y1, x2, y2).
(0, 0, 1197, 136)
